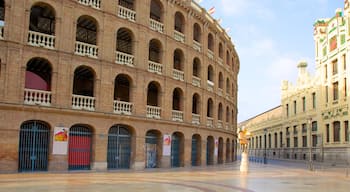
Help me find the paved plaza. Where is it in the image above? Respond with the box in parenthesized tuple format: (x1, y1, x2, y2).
(0, 161, 349, 192)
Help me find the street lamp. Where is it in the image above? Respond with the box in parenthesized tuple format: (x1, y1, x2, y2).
(264, 128, 267, 164)
(308, 118, 313, 171)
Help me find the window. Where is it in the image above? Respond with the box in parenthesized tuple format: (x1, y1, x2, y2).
(286, 127, 290, 135)
(312, 135, 317, 147)
(312, 121, 317, 132)
(326, 124, 330, 143)
(332, 59, 338, 75)
(302, 136, 307, 147)
(343, 54, 346, 70)
(302, 123, 307, 133)
(329, 36, 337, 52)
(293, 137, 298, 148)
(345, 78, 347, 97)
(345, 121, 349, 142)
(333, 82, 339, 101)
(324, 64, 328, 79)
(286, 138, 290, 148)
(293, 125, 297, 135)
(280, 132, 283, 147)
(325, 86, 328, 103)
(293, 100, 296, 114)
(333, 121, 340, 142)
(312, 92, 316, 109)
(302, 97, 306, 112)
(268, 134, 271, 148)
(286, 104, 289, 117)
(274, 133, 277, 148)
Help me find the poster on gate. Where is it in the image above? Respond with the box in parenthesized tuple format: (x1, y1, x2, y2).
(214, 138, 218, 156)
(162, 134, 171, 156)
(53, 127, 69, 155)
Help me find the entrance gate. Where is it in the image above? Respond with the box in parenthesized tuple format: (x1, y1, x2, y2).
(206, 138, 214, 165)
(18, 121, 50, 172)
(107, 125, 131, 169)
(145, 132, 158, 168)
(191, 138, 198, 166)
(68, 126, 92, 170)
(171, 135, 180, 167)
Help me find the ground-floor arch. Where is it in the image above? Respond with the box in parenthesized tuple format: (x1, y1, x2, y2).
(107, 124, 132, 169)
(145, 129, 162, 168)
(206, 136, 214, 165)
(171, 132, 184, 167)
(191, 134, 201, 166)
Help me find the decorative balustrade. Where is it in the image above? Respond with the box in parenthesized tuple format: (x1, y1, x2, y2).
(148, 61, 163, 74)
(207, 80, 214, 92)
(207, 50, 214, 59)
(217, 58, 223, 65)
(192, 114, 200, 125)
(117, 6, 136, 22)
(113, 100, 133, 115)
(172, 69, 184, 81)
(192, 76, 201, 87)
(75, 41, 98, 58)
(115, 51, 134, 67)
(193, 40, 201, 52)
(217, 121, 223, 129)
(27, 31, 55, 49)
(0, 25, 4, 39)
(225, 124, 229, 130)
(24, 89, 51, 106)
(149, 19, 164, 33)
(206, 117, 214, 128)
(172, 110, 184, 122)
(77, 0, 101, 9)
(218, 88, 223, 96)
(72, 94, 95, 111)
(174, 30, 185, 43)
(147, 105, 161, 119)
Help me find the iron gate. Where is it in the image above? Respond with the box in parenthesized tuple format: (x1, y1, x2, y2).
(18, 120, 50, 172)
(145, 133, 158, 168)
(171, 135, 180, 167)
(206, 139, 214, 165)
(68, 126, 92, 170)
(191, 138, 198, 166)
(107, 125, 131, 169)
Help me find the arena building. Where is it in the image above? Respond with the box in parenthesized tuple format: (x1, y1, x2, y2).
(0, 0, 239, 172)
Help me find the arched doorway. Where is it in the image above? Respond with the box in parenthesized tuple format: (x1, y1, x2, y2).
(218, 137, 224, 164)
(68, 125, 93, 170)
(171, 132, 184, 167)
(107, 125, 132, 169)
(18, 120, 50, 172)
(145, 130, 162, 168)
(191, 134, 201, 166)
(206, 136, 214, 165)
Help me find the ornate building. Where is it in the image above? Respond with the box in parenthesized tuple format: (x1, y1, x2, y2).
(0, 0, 239, 172)
(240, 2, 350, 165)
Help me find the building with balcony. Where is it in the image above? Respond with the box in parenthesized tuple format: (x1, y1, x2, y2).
(0, 0, 239, 172)
(239, 3, 350, 165)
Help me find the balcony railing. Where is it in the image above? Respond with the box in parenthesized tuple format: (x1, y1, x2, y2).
(192, 76, 201, 87)
(148, 61, 163, 74)
(117, 6, 136, 22)
(207, 50, 214, 59)
(147, 105, 161, 119)
(217, 121, 223, 129)
(0, 25, 3, 39)
(217, 58, 223, 65)
(193, 40, 201, 52)
(77, 0, 101, 9)
(113, 100, 133, 115)
(174, 30, 185, 43)
(72, 94, 95, 111)
(149, 19, 164, 33)
(115, 51, 134, 67)
(24, 88, 51, 106)
(206, 117, 214, 128)
(192, 114, 200, 125)
(218, 88, 223, 96)
(172, 110, 183, 122)
(28, 31, 55, 49)
(207, 80, 214, 92)
(75, 41, 98, 58)
(225, 123, 230, 130)
(172, 69, 184, 81)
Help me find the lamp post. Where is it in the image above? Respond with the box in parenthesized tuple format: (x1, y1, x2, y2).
(264, 128, 267, 164)
(308, 118, 313, 171)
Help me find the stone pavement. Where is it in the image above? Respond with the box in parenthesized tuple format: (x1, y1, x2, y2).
(0, 162, 349, 192)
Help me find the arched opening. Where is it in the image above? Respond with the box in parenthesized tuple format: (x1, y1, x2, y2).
(218, 72, 223, 89)
(226, 78, 230, 94)
(29, 3, 55, 35)
(73, 66, 95, 97)
(231, 139, 236, 161)
(76, 15, 97, 45)
(114, 74, 131, 102)
(207, 65, 214, 82)
(147, 81, 160, 107)
(226, 106, 230, 123)
(192, 93, 200, 114)
(191, 134, 201, 166)
(226, 138, 231, 162)
(25, 57, 52, 91)
(192, 57, 201, 77)
(207, 98, 213, 117)
(193, 23, 201, 43)
(149, 39, 162, 63)
(116, 28, 133, 55)
(208, 33, 214, 51)
(150, 0, 163, 22)
(218, 103, 223, 121)
(218, 137, 224, 164)
(0, 0, 4, 22)
(173, 49, 184, 71)
(174, 11, 185, 33)
(206, 136, 214, 165)
(218, 43, 223, 59)
(226, 50, 230, 66)
(118, 0, 135, 10)
(68, 124, 93, 170)
(171, 132, 184, 167)
(18, 120, 50, 172)
(145, 129, 162, 168)
(107, 124, 132, 169)
(172, 87, 183, 111)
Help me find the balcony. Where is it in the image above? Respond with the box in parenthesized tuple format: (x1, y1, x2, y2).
(174, 31, 185, 43)
(192, 114, 200, 125)
(148, 61, 163, 74)
(217, 58, 223, 65)
(24, 88, 51, 106)
(113, 100, 133, 115)
(117, 6, 136, 22)
(72, 94, 95, 111)
(192, 76, 201, 87)
(217, 121, 223, 129)
(172, 110, 183, 122)
(218, 88, 223, 96)
(0, 25, 3, 39)
(149, 19, 164, 33)
(206, 117, 214, 128)
(27, 31, 55, 49)
(225, 123, 230, 130)
(75, 41, 98, 58)
(77, 0, 101, 9)
(207, 80, 214, 92)
(115, 51, 134, 67)
(147, 105, 161, 119)
(207, 50, 214, 60)
(172, 69, 184, 81)
(193, 40, 201, 52)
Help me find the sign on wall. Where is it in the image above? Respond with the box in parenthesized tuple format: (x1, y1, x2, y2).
(52, 127, 69, 155)
(162, 134, 171, 156)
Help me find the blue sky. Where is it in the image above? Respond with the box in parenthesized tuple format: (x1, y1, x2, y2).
(196, 0, 344, 122)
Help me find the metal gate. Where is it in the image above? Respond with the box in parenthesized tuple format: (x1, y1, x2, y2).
(145, 133, 158, 168)
(206, 139, 214, 165)
(171, 135, 180, 167)
(68, 126, 92, 170)
(107, 125, 131, 169)
(191, 138, 198, 166)
(18, 120, 50, 172)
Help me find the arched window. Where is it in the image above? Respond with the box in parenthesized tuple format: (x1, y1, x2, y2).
(218, 103, 223, 120)
(147, 81, 160, 106)
(150, 0, 163, 22)
(149, 39, 162, 63)
(114, 74, 131, 102)
(218, 72, 224, 89)
(192, 57, 201, 77)
(116, 28, 133, 55)
(76, 15, 97, 45)
(218, 43, 223, 59)
(174, 12, 185, 33)
(118, 0, 135, 10)
(226, 50, 230, 66)
(73, 66, 95, 97)
(193, 23, 201, 42)
(207, 65, 214, 82)
(173, 49, 184, 71)
(208, 33, 214, 51)
(207, 98, 213, 117)
(25, 57, 52, 91)
(29, 3, 55, 35)
(226, 106, 230, 123)
(172, 88, 183, 111)
(226, 78, 230, 94)
(192, 93, 200, 114)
